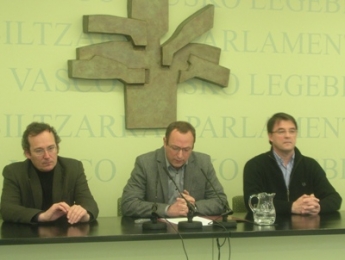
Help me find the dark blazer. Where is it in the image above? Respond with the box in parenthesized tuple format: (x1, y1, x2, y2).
(0, 156, 99, 223)
(121, 147, 228, 217)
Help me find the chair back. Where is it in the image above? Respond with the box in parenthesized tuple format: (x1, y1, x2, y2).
(232, 195, 247, 212)
(117, 197, 122, 216)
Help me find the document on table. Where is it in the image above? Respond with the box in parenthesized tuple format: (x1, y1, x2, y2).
(165, 216, 213, 226)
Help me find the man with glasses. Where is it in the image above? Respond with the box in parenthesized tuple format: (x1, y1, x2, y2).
(121, 121, 228, 217)
(243, 112, 342, 215)
(0, 122, 99, 224)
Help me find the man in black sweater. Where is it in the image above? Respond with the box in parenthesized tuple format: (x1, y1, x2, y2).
(243, 112, 342, 215)
(0, 122, 99, 224)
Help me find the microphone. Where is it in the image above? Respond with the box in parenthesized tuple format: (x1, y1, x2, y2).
(142, 203, 167, 230)
(200, 168, 237, 228)
(163, 167, 202, 230)
(142, 170, 167, 230)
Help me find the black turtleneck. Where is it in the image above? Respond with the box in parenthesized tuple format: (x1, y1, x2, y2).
(35, 168, 54, 211)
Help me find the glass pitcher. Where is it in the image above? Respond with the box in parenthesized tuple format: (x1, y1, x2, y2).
(248, 192, 276, 225)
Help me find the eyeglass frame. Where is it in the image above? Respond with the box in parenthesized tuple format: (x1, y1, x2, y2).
(271, 128, 298, 135)
(167, 144, 193, 153)
(31, 145, 58, 156)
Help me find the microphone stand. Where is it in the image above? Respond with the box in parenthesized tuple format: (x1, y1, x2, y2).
(214, 203, 236, 228)
(200, 169, 237, 228)
(164, 168, 202, 230)
(177, 202, 202, 230)
(142, 170, 167, 230)
(142, 204, 167, 230)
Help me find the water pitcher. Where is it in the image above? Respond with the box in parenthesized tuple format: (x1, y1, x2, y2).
(248, 192, 276, 225)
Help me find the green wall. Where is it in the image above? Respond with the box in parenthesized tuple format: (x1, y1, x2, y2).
(1, 0, 344, 217)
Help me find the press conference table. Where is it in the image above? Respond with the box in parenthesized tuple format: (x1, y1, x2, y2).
(1, 212, 344, 259)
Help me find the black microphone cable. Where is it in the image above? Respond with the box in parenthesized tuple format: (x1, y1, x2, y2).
(200, 168, 232, 260)
(164, 219, 190, 260)
(210, 218, 231, 260)
(148, 165, 189, 260)
(162, 166, 232, 260)
(213, 236, 231, 260)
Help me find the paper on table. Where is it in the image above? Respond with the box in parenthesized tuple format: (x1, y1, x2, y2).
(164, 216, 213, 226)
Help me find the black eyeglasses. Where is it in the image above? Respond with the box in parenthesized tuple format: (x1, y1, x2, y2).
(32, 145, 57, 156)
(167, 145, 193, 153)
(271, 129, 297, 135)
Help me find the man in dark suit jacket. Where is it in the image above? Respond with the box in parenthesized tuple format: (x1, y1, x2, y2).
(121, 121, 228, 218)
(0, 122, 99, 224)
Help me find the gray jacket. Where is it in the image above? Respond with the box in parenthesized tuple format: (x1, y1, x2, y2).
(121, 147, 228, 217)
